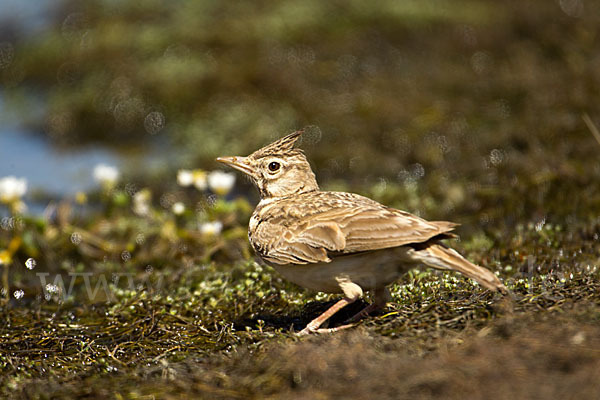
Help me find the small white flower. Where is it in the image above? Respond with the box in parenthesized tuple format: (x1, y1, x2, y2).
(199, 221, 223, 237)
(25, 258, 36, 270)
(178, 169, 208, 190)
(208, 171, 236, 195)
(132, 189, 151, 216)
(177, 169, 194, 187)
(0, 176, 27, 204)
(93, 164, 120, 187)
(193, 170, 207, 191)
(172, 202, 185, 215)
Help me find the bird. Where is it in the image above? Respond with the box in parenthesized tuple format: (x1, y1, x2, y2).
(217, 130, 507, 335)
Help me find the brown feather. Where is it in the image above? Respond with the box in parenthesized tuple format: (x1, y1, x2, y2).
(407, 243, 507, 292)
(251, 191, 457, 264)
(218, 131, 507, 336)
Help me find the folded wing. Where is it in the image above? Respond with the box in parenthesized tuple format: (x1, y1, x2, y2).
(253, 193, 457, 265)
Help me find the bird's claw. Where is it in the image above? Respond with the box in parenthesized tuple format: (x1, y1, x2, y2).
(297, 322, 356, 336)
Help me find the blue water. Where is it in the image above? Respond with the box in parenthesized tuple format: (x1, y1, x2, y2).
(0, 0, 173, 206)
(0, 129, 123, 195)
(0, 0, 125, 197)
(0, 0, 54, 34)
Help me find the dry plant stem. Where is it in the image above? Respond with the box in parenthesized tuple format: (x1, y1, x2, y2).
(582, 113, 600, 148)
(1, 265, 8, 305)
(65, 224, 116, 252)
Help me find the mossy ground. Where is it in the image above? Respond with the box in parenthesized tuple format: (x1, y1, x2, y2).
(2, 0, 600, 398)
(2, 209, 599, 398)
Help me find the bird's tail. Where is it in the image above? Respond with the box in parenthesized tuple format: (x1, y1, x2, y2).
(408, 243, 507, 293)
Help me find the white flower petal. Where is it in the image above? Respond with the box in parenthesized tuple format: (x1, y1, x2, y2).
(0, 176, 28, 203)
(208, 171, 236, 195)
(132, 189, 151, 216)
(193, 171, 208, 191)
(172, 202, 185, 215)
(200, 221, 223, 237)
(93, 164, 120, 186)
(177, 170, 194, 187)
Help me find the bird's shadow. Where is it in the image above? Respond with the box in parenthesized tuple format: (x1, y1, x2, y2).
(233, 298, 371, 332)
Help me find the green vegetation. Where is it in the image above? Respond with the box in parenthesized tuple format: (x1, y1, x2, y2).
(1, 0, 600, 398)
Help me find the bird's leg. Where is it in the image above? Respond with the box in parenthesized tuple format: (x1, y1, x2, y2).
(298, 297, 356, 335)
(298, 276, 363, 335)
(346, 286, 390, 323)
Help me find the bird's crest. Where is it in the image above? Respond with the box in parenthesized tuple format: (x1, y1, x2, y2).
(252, 130, 304, 159)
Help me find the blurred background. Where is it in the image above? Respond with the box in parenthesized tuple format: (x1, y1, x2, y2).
(1, 0, 598, 218)
(1, 0, 600, 282)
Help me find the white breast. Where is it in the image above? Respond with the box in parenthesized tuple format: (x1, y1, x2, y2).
(268, 247, 414, 293)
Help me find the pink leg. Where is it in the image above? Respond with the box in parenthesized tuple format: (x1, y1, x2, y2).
(298, 297, 356, 335)
(345, 286, 391, 323)
(345, 303, 379, 324)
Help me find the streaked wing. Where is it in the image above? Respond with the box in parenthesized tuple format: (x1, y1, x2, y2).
(333, 207, 456, 252)
(252, 192, 457, 265)
(252, 221, 332, 265)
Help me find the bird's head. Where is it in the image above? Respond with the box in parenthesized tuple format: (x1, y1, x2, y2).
(216, 130, 319, 199)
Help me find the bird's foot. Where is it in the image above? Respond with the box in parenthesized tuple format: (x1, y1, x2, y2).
(296, 297, 355, 335)
(344, 302, 381, 324)
(297, 322, 356, 336)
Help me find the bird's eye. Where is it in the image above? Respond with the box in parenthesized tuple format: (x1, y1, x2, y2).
(268, 161, 281, 172)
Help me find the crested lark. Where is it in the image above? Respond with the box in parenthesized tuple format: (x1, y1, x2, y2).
(217, 130, 507, 335)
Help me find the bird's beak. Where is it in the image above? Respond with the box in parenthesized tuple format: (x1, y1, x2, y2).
(216, 156, 255, 177)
